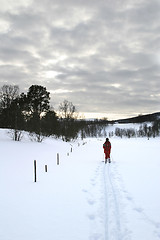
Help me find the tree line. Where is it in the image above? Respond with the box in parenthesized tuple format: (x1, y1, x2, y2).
(1, 84, 159, 142)
(108, 122, 160, 139)
(0, 84, 108, 141)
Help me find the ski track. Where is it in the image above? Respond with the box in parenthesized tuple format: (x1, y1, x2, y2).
(73, 141, 160, 240)
(81, 148, 132, 240)
(82, 158, 130, 240)
(108, 158, 160, 240)
(103, 162, 125, 240)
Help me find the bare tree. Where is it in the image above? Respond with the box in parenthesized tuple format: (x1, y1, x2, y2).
(0, 85, 25, 141)
(0, 85, 19, 109)
(59, 100, 76, 119)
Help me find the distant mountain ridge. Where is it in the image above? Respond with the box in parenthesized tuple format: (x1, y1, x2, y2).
(114, 112, 160, 124)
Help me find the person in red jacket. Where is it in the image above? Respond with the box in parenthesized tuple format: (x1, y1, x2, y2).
(103, 138, 111, 163)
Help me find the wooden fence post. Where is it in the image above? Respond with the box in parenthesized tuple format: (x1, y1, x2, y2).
(57, 153, 59, 165)
(70, 144, 73, 152)
(34, 160, 37, 182)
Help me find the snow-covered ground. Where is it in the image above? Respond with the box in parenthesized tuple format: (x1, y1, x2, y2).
(0, 125, 160, 240)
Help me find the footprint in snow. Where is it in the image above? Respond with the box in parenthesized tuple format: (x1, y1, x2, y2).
(134, 207, 143, 213)
(82, 189, 88, 193)
(88, 214, 95, 220)
(126, 195, 133, 201)
(155, 222, 160, 229)
(88, 199, 95, 205)
(91, 179, 96, 186)
(89, 233, 102, 240)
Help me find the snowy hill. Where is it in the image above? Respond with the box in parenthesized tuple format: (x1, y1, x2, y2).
(115, 112, 160, 123)
(0, 126, 160, 240)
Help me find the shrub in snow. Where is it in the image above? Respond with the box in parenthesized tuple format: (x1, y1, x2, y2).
(8, 129, 23, 141)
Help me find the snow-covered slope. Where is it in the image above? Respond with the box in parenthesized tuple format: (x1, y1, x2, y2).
(0, 127, 160, 240)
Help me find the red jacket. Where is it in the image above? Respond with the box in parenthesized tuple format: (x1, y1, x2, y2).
(103, 141, 111, 153)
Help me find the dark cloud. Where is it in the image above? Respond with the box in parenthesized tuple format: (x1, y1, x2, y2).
(0, 0, 160, 119)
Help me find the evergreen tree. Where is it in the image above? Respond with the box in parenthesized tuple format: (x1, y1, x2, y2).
(26, 85, 50, 118)
(25, 85, 51, 141)
(41, 110, 58, 136)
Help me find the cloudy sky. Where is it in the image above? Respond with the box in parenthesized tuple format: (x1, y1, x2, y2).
(0, 0, 160, 119)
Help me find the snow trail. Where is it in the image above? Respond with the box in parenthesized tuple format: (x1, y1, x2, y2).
(103, 163, 121, 240)
(108, 149, 160, 240)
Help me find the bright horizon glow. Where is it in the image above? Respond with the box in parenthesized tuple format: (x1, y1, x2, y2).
(80, 112, 138, 120)
(79, 111, 154, 120)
